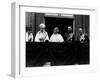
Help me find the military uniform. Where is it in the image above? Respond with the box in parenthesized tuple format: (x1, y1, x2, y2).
(78, 33, 89, 44)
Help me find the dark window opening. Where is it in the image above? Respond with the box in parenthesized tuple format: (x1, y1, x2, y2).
(45, 17, 74, 38)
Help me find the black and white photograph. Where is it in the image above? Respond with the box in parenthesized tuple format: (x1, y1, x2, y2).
(25, 12, 89, 67)
(11, 2, 97, 77)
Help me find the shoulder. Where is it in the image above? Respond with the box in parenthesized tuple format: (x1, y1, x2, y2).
(26, 32, 28, 35)
(51, 33, 54, 36)
(44, 31, 48, 34)
(37, 31, 41, 34)
(50, 34, 54, 37)
(35, 31, 40, 36)
(58, 34, 62, 37)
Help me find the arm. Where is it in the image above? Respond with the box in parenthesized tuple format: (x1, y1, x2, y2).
(26, 32, 29, 42)
(45, 32, 49, 41)
(59, 35, 64, 42)
(49, 34, 53, 42)
(35, 32, 40, 42)
(29, 33, 33, 42)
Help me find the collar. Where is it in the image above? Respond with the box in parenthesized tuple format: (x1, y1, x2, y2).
(38, 30, 46, 34)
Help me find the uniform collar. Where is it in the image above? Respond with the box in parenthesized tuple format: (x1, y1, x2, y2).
(39, 30, 46, 34)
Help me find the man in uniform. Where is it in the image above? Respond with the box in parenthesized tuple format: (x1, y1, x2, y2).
(35, 23, 49, 42)
(49, 27, 64, 42)
(64, 26, 74, 42)
(78, 28, 89, 43)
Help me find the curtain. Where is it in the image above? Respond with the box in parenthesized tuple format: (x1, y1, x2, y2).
(74, 15, 89, 40)
(26, 42, 89, 67)
(35, 13, 45, 34)
(25, 13, 45, 41)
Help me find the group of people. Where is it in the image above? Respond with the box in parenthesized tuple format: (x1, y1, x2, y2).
(35, 23, 64, 42)
(26, 23, 89, 43)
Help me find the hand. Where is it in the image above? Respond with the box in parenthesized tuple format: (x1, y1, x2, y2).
(39, 38, 45, 42)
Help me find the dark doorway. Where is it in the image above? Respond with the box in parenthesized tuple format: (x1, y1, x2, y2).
(45, 17, 74, 38)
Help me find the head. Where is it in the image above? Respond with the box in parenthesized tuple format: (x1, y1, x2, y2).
(39, 23, 46, 32)
(79, 28, 83, 33)
(68, 26, 72, 32)
(53, 27, 59, 34)
(28, 31, 31, 34)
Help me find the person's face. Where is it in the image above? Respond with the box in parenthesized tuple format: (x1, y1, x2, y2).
(40, 27, 45, 32)
(54, 27, 59, 34)
(68, 27, 72, 32)
(40, 24, 45, 32)
(79, 28, 83, 34)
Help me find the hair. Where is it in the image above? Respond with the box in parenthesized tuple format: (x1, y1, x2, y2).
(79, 28, 83, 31)
(39, 23, 45, 28)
